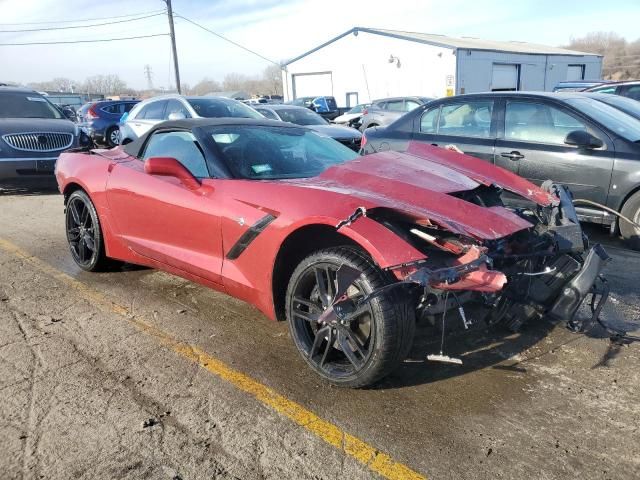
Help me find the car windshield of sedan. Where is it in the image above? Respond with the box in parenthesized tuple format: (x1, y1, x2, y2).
(274, 108, 327, 126)
(187, 98, 263, 119)
(565, 97, 640, 142)
(208, 125, 358, 179)
(0, 92, 63, 119)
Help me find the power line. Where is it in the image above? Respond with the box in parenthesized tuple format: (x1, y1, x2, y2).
(0, 13, 165, 33)
(0, 9, 165, 26)
(0, 33, 168, 46)
(174, 13, 280, 66)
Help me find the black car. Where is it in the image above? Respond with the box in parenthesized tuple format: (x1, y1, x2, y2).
(77, 99, 139, 147)
(362, 92, 640, 248)
(0, 87, 88, 188)
(253, 104, 361, 151)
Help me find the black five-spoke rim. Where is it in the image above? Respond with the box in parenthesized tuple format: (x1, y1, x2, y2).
(66, 196, 97, 267)
(290, 263, 374, 378)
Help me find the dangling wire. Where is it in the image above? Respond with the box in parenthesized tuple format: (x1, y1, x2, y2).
(439, 291, 450, 355)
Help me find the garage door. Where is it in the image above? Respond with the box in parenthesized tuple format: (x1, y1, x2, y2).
(491, 64, 519, 91)
(566, 64, 585, 81)
(292, 72, 333, 98)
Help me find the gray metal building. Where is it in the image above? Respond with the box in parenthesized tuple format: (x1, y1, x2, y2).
(282, 28, 603, 107)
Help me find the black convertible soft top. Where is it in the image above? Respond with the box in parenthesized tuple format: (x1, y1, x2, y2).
(122, 117, 299, 158)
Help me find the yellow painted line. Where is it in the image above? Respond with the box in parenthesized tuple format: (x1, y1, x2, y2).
(0, 237, 427, 480)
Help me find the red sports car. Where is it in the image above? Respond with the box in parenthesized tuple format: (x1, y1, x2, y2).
(55, 118, 609, 387)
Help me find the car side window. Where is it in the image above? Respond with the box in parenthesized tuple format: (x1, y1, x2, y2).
(419, 107, 440, 133)
(437, 101, 493, 138)
(164, 99, 190, 120)
(385, 100, 405, 111)
(139, 100, 167, 120)
(505, 101, 588, 145)
(142, 131, 209, 178)
(591, 86, 616, 94)
(623, 85, 640, 101)
(404, 100, 421, 111)
(256, 108, 279, 120)
(124, 103, 137, 113)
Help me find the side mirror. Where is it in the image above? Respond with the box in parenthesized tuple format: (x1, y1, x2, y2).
(144, 157, 200, 190)
(564, 130, 603, 149)
(167, 111, 186, 120)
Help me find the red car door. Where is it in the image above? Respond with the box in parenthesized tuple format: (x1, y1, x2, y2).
(106, 130, 223, 285)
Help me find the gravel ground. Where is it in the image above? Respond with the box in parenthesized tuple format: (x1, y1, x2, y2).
(0, 191, 639, 480)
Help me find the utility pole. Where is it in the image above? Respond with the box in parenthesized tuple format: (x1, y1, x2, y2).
(164, 0, 181, 93)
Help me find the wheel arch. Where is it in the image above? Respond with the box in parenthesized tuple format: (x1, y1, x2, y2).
(271, 224, 362, 321)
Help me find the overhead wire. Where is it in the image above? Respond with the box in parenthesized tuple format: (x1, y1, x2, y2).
(174, 13, 280, 66)
(0, 33, 169, 46)
(0, 13, 165, 33)
(0, 9, 165, 26)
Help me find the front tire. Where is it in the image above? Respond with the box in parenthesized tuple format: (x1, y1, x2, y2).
(620, 191, 640, 250)
(285, 247, 414, 388)
(65, 190, 113, 271)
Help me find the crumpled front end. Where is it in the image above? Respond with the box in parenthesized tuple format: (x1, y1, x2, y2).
(340, 181, 610, 334)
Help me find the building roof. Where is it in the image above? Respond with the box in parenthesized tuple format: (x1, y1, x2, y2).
(284, 27, 601, 66)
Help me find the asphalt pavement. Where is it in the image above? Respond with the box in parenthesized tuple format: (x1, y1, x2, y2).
(0, 191, 639, 480)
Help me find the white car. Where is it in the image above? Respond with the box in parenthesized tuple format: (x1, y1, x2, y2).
(332, 103, 370, 128)
(119, 94, 263, 144)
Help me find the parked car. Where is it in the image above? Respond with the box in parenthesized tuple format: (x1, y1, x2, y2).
(119, 95, 263, 144)
(55, 117, 608, 386)
(361, 91, 640, 248)
(253, 104, 361, 151)
(77, 99, 139, 147)
(359, 96, 433, 131)
(552, 80, 615, 92)
(0, 86, 89, 188)
(584, 80, 640, 101)
(290, 96, 339, 120)
(332, 103, 371, 129)
(582, 92, 640, 120)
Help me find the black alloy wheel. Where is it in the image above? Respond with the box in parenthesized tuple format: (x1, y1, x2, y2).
(65, 190, 111, 271)
(286, 247, 414, 388)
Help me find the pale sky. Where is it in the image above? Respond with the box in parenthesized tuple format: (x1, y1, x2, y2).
(1, 0, 639, 90)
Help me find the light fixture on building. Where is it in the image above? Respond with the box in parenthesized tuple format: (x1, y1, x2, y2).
(388, 54, 401, 68)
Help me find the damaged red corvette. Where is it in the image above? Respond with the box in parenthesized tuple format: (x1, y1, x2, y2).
(55, 118, 610, 387)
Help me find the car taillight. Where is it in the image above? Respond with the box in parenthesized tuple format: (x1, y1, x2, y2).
(360, 133, 367, 150)
(86, 104, 99, 119)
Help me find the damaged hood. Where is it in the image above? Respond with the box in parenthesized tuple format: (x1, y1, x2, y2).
(287, 149, 546, 240)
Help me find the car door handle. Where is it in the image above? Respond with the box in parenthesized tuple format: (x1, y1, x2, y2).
(500, 151, 524, 160)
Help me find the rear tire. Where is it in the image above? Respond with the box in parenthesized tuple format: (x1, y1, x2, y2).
(65, 190, 115, 271)
(620, 191, 640, 250)
(105, 126, 120, 148)
(285, 247, 414, 388)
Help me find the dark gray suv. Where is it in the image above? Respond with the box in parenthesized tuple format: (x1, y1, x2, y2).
(362, 92, 640, 249)
(0, 87, 85, 188)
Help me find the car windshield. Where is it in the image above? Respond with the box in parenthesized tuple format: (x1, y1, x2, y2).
(273, 108, 327, 126)
(347, 105, 366, 114)
(0, 92, 63, 119)
(187, 98, 263, 119)
(566, 97, 640, 142)
(208, 125, 358, 179)
(595, 95, 640, 120)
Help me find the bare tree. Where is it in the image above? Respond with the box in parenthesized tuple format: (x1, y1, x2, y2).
(189, 78, 222, 95)
(81, 74, 128, 95)
(262, 64, 283, 96)
(565, 32, 640, 80)
(28, 77, 77, 92)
